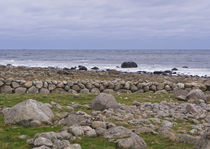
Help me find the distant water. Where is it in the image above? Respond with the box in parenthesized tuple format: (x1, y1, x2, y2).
(0, 49, 210, 76)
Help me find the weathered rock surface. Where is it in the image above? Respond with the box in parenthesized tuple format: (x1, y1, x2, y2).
(3, 99, 54, 126)
(186, 89, 207, 103)
(194, 128, 210, 149)
(174, 89, 188, 101)
(104, 126, 147, 149)
(121, 62, 138, 68)
(91, 93, 120, 111)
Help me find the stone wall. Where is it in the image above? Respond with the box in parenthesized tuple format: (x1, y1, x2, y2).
(0, 78, 209, 94)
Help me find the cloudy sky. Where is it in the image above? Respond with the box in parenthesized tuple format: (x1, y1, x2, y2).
(0, 0, 210, 49)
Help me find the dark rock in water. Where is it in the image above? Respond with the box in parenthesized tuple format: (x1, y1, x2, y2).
(91, 67, 99, 70)
(121, 62, 138, 68)
(48, 66, 56, 70)
(6, 64, 13, 67)
(154, 71, 163, 75)
(70, 67, 76, 70)
(182, 66, 188, 68)
(172, 68, 178, 71)
(138, 71, 147, 74)
(164, 70, 172, 74)
(63, 67, 71, 71)
(78, 65, 87, 71)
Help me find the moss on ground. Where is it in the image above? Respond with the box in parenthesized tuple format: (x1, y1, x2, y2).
(0, 93, 193, 149)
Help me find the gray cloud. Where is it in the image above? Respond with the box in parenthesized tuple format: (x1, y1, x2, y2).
(0, 0, 210, 40)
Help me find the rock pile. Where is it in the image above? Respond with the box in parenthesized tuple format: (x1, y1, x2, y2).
(0, 79, 210, 94)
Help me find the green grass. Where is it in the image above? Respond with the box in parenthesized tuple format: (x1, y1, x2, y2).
(142, 134, 194, 149)
(0, 93, 193, 149)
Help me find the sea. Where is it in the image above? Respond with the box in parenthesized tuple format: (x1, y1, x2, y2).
(0, 49, 210, 77)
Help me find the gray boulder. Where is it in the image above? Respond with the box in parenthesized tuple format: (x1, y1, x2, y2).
(91, 93, 120, 111)
(3, 99, 54, 126)
(186, 89, 206, 103)
(40, 88, 50, 94)
(174, 89, 188, 101)
(33, 137, 53, 147)
(0, 85, 13, 93)
(104, 126, 147, 149)
(32, 146, 51, 149)
(194, 128, 210, 149)
(15, 87, 27, 94)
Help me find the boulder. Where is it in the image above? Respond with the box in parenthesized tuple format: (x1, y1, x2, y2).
(0, 85, 13, 93)
(121, 62, 138, 68)
(91, 93, 120, 111)
(91, 67, 99, 70)
(68, 126, 84, 136)
(104, 126, 147, 149)
(80, 88, 89, 94)
(173, 89, 188, 101)
(33, 137, 53, 147)
(194, 128, 210, 149)
(90, 88, 100, 94)
(15, 87, 27, 94)
(78, 65, 87, 71)
(3, 99, 54, 126)
(186, 89, 206, 103)
(27, 86, 39, 94)
(40, 88, 50, 94)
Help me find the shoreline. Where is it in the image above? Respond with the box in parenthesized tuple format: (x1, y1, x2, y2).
(0, 64, 210, 94)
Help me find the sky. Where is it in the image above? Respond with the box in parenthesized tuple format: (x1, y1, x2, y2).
(0, 0, 210, 49)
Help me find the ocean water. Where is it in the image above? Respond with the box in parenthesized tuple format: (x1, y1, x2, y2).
(0, 49, 210, 76)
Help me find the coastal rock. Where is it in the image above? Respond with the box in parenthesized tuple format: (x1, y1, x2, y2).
(24, 81, 33, 88)
(194, 128, 210, 149)
(0, 80, 4, 87)
(15, 87, 27, 94)
(32, 145, 51, 149)
(78, 65, 87, 71)
(121, 62, 138, 68)
(173, 89, 188, 101)
(90, 88, 100, 94)
(80, 88, 89, 94)
(186, 89, 206, 103)
(3, 99, 54, 126)
(91, 67, 99, 70)
(0, 85, 13, 93)
(104, 126, 147, 149)
(34, 137, 53, 147)
(11, 82, 20, 88)
(68, 126, 84, 136)
(91, 93, 120, 111)
(40, 88, 50, 94)
(27, 86, 39, 94)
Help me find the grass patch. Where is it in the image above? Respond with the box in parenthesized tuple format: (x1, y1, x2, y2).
(142, 134, 194, 149)
(72, 137, 116, 149)
(115, 93, 177, 105)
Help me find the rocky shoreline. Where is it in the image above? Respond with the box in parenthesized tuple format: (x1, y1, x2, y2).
(0, 65, 210, 94)
(1, 64, 210, 149)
